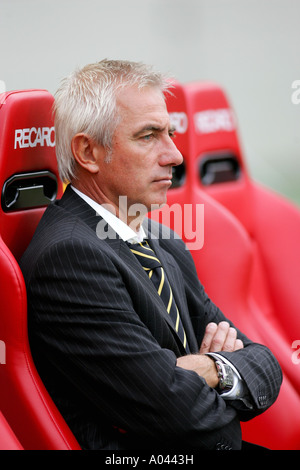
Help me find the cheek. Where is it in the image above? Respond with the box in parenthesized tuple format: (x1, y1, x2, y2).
(120, 157, 150, 180)
(110, 144, 155, 186)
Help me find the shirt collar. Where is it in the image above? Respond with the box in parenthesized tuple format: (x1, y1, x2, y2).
(70, 185, 146, 244)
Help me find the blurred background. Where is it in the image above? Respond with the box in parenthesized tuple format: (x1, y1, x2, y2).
(1, 0, 299, 205)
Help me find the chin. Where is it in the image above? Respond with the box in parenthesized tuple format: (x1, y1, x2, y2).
(140, 191, 168, 213)
(148, 199, 167, 212)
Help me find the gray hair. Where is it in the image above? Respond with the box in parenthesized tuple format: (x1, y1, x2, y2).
(53, 59, 172, 183)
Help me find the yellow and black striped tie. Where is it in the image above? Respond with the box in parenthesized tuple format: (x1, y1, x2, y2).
(129, 240, 190, 352)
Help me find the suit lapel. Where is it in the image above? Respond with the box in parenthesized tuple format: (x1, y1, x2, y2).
(148, 237, 199, 353)
(118, 240, 181, 338)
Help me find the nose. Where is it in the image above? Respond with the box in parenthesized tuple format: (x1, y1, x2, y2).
(159, 135, 183, 168)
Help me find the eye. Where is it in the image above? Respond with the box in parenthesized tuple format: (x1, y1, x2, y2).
(169, 129, 176, 139)
(141, 134, 154, 141)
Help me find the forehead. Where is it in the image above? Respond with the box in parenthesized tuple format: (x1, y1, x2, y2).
(116, 85, 170, 130)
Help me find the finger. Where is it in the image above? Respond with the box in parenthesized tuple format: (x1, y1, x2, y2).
(234, 339, 244, 350)
(221, 326, 238, 352)
(209, 321, 231, 352)
(199, 322, 218, 354)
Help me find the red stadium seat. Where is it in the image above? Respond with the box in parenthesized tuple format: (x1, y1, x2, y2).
(158, 81, 300, 449)
(0, 411, 23, 450)
(0, 90, 81, 450)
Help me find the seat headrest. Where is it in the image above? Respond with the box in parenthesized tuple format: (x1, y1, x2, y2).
(184, 82, 247, 185)
(0, 90, 57, 180)
(184, 82, 239, 151)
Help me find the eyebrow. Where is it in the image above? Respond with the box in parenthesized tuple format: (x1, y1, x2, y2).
(133, 124, 176, 139)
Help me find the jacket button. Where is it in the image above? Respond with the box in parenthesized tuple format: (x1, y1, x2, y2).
(216, 442, 232, 450)
(258, 395, 268, 406)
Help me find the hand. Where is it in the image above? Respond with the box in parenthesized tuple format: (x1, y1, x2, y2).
(199, 321, 244, 354)
(176, 322, 244, 388)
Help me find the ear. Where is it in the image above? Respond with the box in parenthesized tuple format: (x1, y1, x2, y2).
(71, 133, 104, 174)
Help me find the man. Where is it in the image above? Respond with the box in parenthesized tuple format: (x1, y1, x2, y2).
(20, 60, 282, 450)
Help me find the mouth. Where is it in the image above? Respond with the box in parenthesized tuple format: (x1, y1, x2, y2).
(153, 176, 173, 185)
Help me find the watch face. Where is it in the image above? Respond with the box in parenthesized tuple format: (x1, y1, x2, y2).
(216, 361, 234, 391)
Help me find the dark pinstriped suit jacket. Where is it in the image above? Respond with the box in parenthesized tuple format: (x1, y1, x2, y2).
(20, 185, 282, 450)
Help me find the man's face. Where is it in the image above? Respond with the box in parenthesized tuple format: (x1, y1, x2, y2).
(95, 85, 183, 218)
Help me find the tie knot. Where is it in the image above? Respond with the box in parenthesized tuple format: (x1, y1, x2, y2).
(129, 241, 162, 271)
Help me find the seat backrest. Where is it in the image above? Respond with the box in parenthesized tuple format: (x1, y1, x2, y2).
(0, 89, 80, 449)
(161, 81, 300, 449)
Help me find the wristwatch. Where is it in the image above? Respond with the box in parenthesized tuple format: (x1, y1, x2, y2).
(214, 360, 234, 393)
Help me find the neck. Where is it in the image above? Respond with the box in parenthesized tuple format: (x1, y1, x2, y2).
(71, 180, 148, 233)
